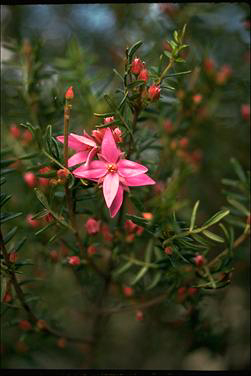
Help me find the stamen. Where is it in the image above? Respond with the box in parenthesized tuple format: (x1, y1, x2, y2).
(107, 163, 118, 173)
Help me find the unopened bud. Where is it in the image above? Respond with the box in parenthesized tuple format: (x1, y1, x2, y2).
(148, 85, 161, 101)
(10, 124, 21, 139)
(65, 86, 74, 100)
(68, 256, 81, 266)
(139, 68, 149, 82)
(131, 57, 144, 74)
(23, 172, 36, 188)
(194, 254, 205, 267)
(123, 286, 133, 297)
(87, 245, 97, 256)
(103, 116, 115, 125)
(164, 247, 172, 255)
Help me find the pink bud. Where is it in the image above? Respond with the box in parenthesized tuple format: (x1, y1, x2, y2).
(241, 104, 250, 121)
(87, 245, 97, 256)
(164, 120, 173, 133)
(39, 166, 51, 187)
(123, 286, 133, 297)
(23, 172, 36, 188)
(179, 137, 189, 149)
(22, 130, 33, 143)
(91, 129, 106, 144)
(26, 214, 40, 228)
(136, 226, 144, 236)
(44, 212, 54, 223)
(193, 94, 202, 105)
(188, 287, 198, 297)
(203, 58, 215, 73)
(3, 291, 12, 303)
(148, 85, 161, 101)
(112, 127, 123, 143)
(194, 254, 205, 267)
(131, 57, 144, 74)
(9, 252, 17, 263)
(85, 218, 101, 235)
(57, 168, 70, 181)
(139, 68, 149, 82)
(103, 116, 115, 125)
(19, 320, 32, 331)
(68, 256, 80, 266)
(164, 247, 172, 255)
(10, 124, 21, 139)
(124, 219, 137, 233)
(65, 86, 74, 100)
(136, 310, 144, 321)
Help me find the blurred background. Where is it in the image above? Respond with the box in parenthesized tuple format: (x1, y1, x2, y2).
(1, 3, 250, 370)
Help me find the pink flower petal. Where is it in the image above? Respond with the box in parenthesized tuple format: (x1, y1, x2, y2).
(101, 128, 120, 163)
(124, 174, 156, 186)
(103, 173, 119, 208)
(118, 159, 148, 177)
(73, 160, 106, 179)
(109, 185, 124, 218)
(85, 147, 98, 167)
(57, 133, 96, 151)
(68, 151, 89, 167)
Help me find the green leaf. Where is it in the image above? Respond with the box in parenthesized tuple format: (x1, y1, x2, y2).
(15, 237, 27, 252)
(113, 261, 133, 277)
(130, 266, 148, 286)
(202, 230, 225, 243)
(127, 80, 145, 89)
(35, 222, 55, 236)
(0, 212, 23, 224)
(128, 40, 143, 62)
(227, 197, 249, 216)
(175, 58, 186, 63)
(146, 271, 162, 290)
(113, 68, 124, 82)
(0, 194, 12, 208)
(3, 227, 18, 244)
(189, 200, 200, 232)
(163, 51, 172, 59)
(230, 158, 246, 183)
(174, 30, 179, 43)
(202, 209, 230, 229)
(93, 112, 115, 118)
(126, 214, 148, 228)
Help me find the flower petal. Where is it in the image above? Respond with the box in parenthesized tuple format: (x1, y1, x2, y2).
(68, 151, 89, 167)
(57, 133, 96, 151)
(101, 128, 120, 163)
(118, 159, 148, 177)
(103, 173, 119, 208)
(85, 147, 98, 167)
(124, 174, 156, 186)
(73, 160, 106, 179)
(109, 185, 124, 218)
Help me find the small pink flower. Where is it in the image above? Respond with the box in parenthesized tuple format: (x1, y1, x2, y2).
(85, 218, 101, 235)
(241, 104, 250, 121)
(10, 124, 21, 139)
(103, 116, 115, 125)
(194, 254, 205, 267)
(73, 128, 155, 218)
(65, 86, 74, 100)
(26, 214, 40, 228)
(87, 245, 97, 256)
(113, 127, 123, 143)
(23, 172, 36, 188)
(148, 85, 161, 101)
(68, 256, 80, 265)
(139, 68, 149, 82)
(123, 286, 133, 297)
(131, 57, 144, 74)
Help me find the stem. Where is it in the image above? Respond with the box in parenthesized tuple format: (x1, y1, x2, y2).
(157, 58, 174, 85)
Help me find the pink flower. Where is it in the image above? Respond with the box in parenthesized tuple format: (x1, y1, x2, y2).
(148, 85, 161, 101)
(164, 247, 172, 255)
(26, 214, 40, 228)
(10, 124, 21, 139)
(85, 218, 100, 235)
(23, 172, 36, 188)
(194, 254, 205, 267)
(65, 86, 74, 100)
(103, 116, 115, 124)
(73, 128, 155, 218)
(57, 131, 98, 168)
(22, 130, 33, 144)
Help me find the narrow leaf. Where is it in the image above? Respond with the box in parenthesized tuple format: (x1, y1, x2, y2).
(189, 200, 200, 232)
(202, 209, 230, 229)
(202, 230, 225, 243)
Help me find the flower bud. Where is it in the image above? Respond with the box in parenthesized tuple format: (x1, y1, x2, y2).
(148, 85, 161, 101)
(26, 214, 40, 228)
(136, 310, 144, 321)
(103, 116, 115, 125)
(216, 64, 232, 85)
(164, 247, 172, 255)
(10, 124, 21, 139)
(188, 287, 198, 297)
(193, 94, 202, 105)
(139, 68, 149, 82)
(136, 226, 144, 236)
(87, 245, 97, 256)
(23, 172, 36, 188)
(101, 224, 113, 242)
(131, 57, 144, 74)
(9, 252, 17, 263)
(241, 104, 250, 121)
(22, 130, 33, 144)
(57, 168, 70, 183)
(3, 291, 12, 303)
(142, 212, 153, 220)
(44, 212, 54, 223)
(177, 287, 186, 302)
(39, 166, 51, 187)
(19, 320, 32, 331)
(68, 256, 81, 266)
(113, 127, 123, 143)
(85, 218, 100, 235)
(92, 129, 106, 144)
(50, 250, 59, 263)
(65, 86, 74, 100)
(124, 219, 137, 233)
(123, 286, 133, 297)
(194, 254, 205, 267)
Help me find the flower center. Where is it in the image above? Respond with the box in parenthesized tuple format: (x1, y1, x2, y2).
(107, 163, 118, 173)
